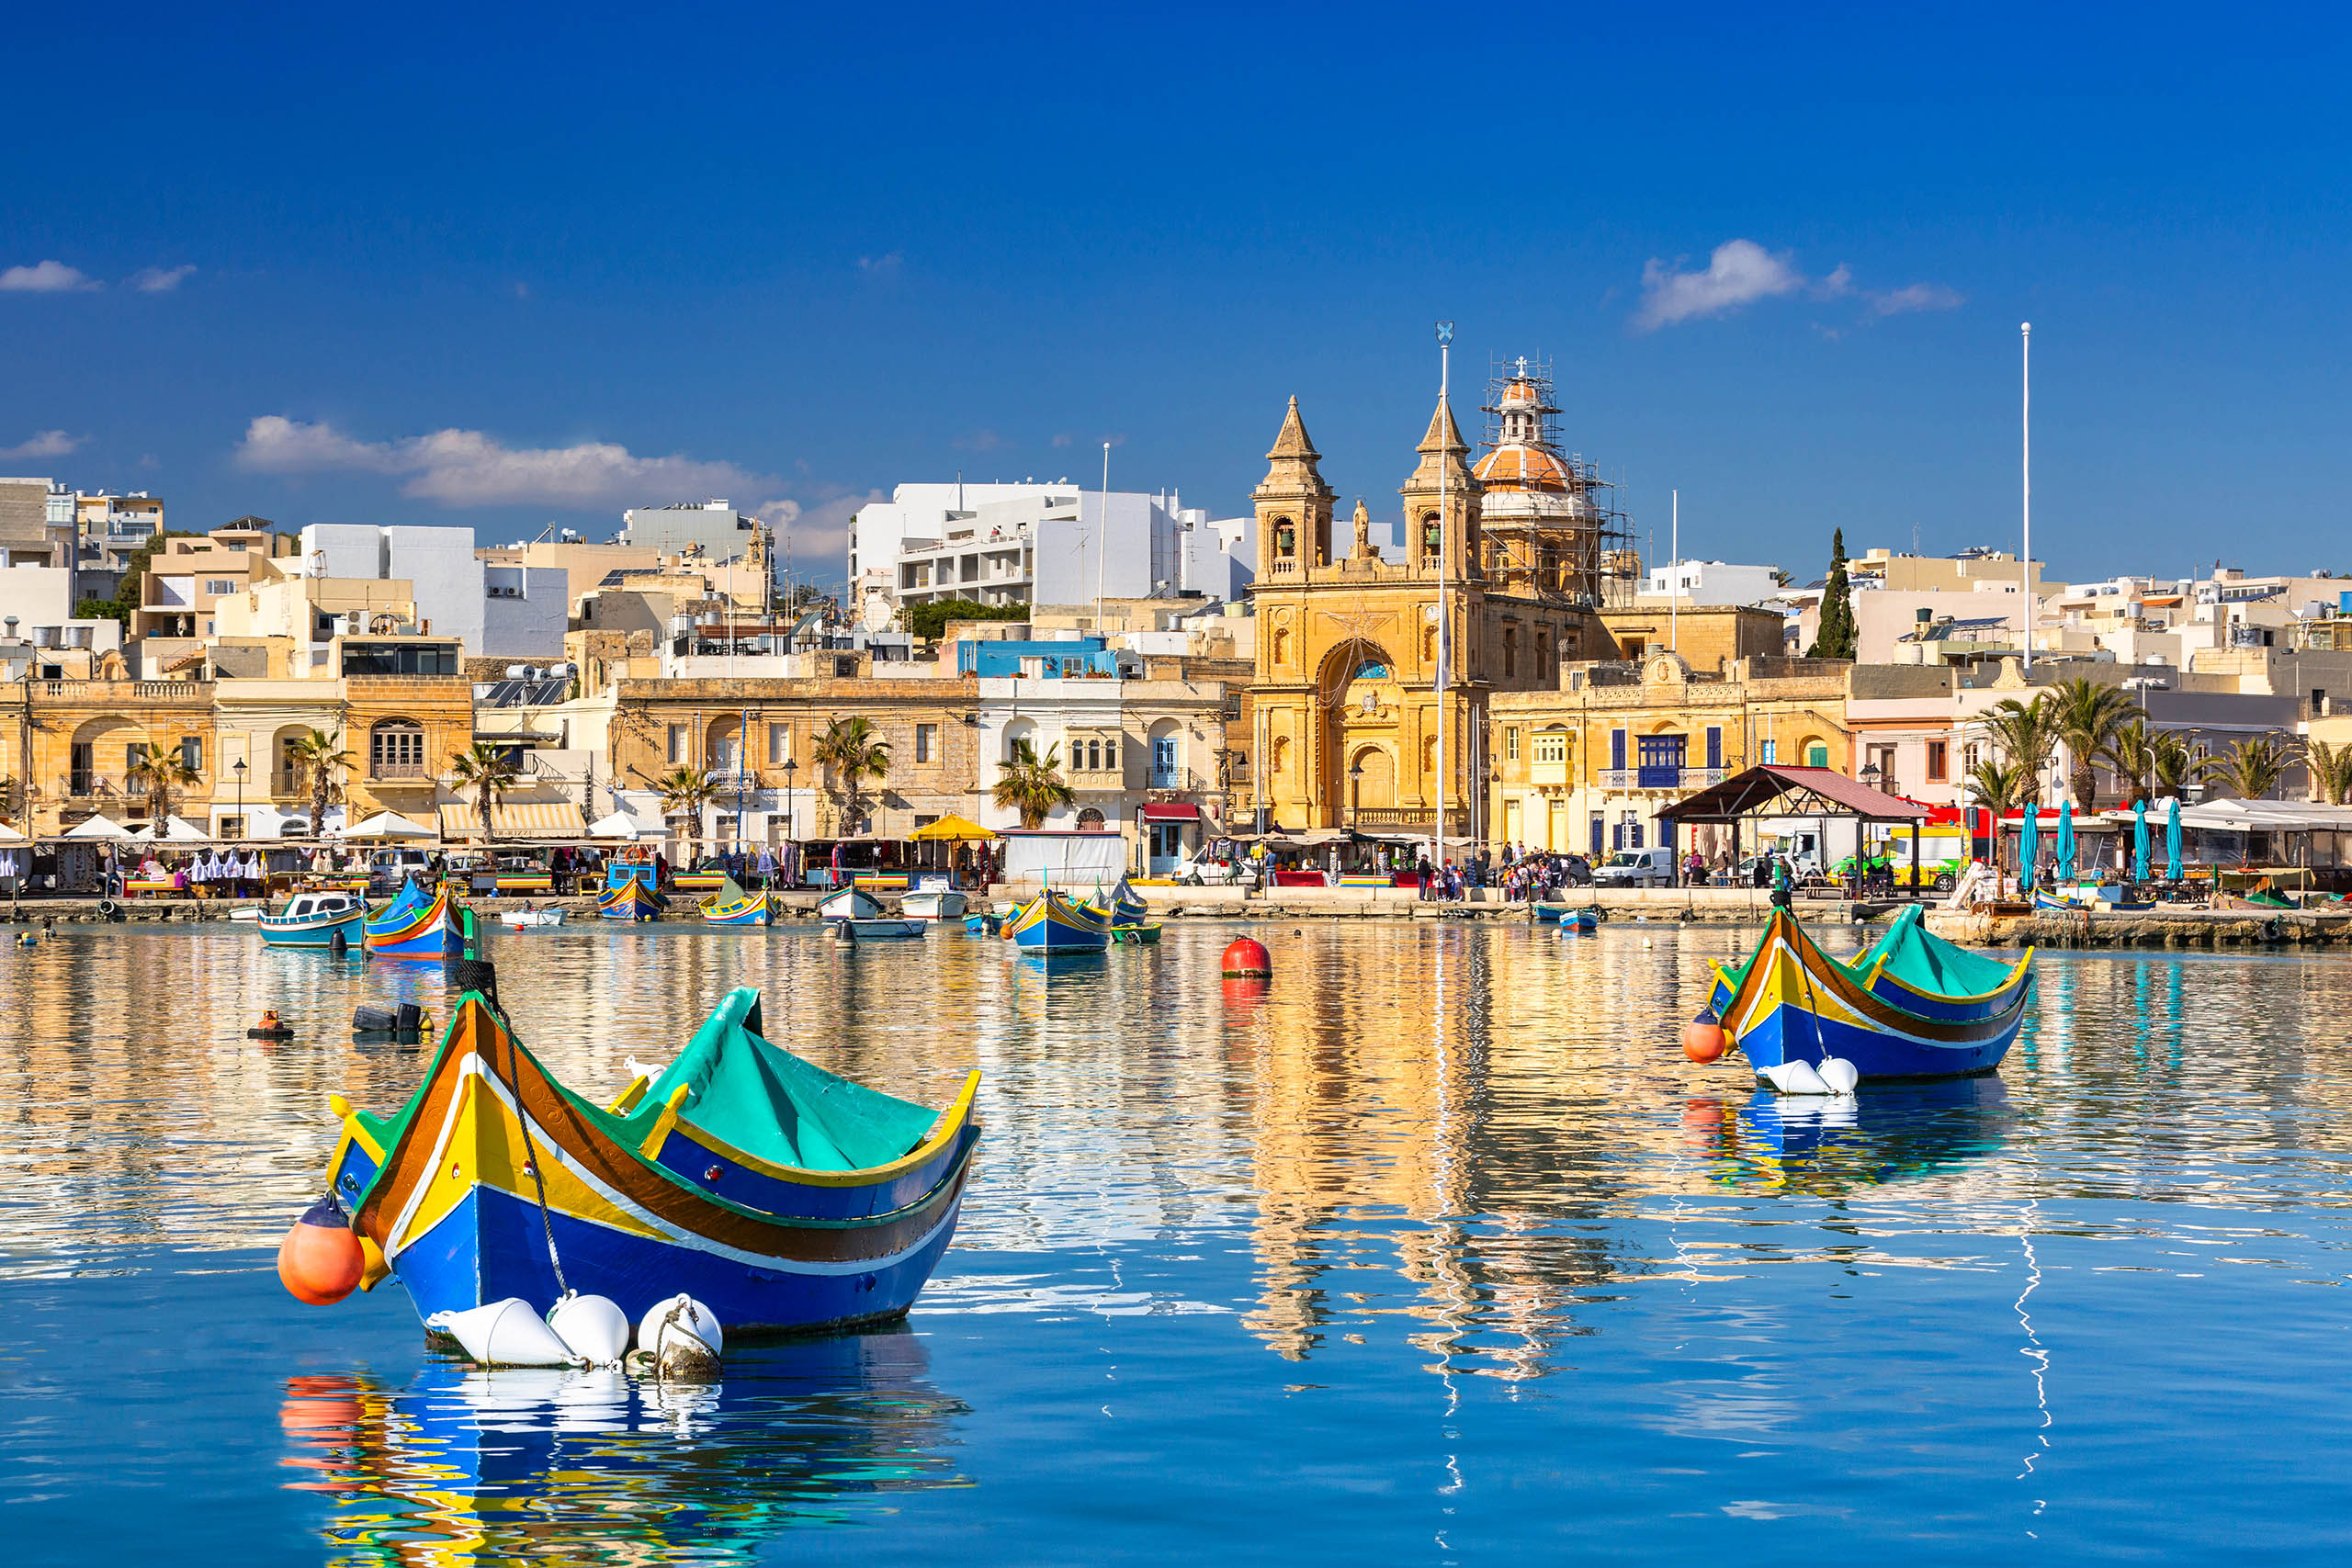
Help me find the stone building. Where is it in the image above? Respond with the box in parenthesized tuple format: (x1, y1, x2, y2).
(1240, 374, 1611, 837)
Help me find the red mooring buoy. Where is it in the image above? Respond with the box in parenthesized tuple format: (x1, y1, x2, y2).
(1221, 936, 1272, 978)
(277, 1198, 365, 1305)
(1682, 1006, 1728, 1064)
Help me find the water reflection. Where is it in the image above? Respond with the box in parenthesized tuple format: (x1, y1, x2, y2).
(1690, 1077, 2013, 1195)
(283, 1329, 967, 1563)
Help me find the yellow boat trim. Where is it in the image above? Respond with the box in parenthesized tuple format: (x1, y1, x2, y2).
(636, 1083, 692, 1159)
(607, 1075, 650, 1114)
(656, 1068, 983, 1188)
(1861, 945, 2036, 1006)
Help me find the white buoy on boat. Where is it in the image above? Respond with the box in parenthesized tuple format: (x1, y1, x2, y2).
(1763, 1059, 1832, 1096)
(638, 1293, 723, 1378)
(427, 1298, 582, 1366)
(1816, 1057, 1860, 1096)
(547, 1292, 632, 1365)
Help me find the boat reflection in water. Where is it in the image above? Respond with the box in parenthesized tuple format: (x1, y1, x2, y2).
(282, 1327, 967, 1563)
(1685, 1076, 2014, 1194)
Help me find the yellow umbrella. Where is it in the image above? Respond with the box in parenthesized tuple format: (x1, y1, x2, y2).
(907, 813, 993, 842)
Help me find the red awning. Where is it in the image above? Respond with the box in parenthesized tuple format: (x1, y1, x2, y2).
(1138, 803, 1201, 822)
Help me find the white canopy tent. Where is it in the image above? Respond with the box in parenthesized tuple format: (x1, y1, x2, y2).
(0, 821, 27, 844)
(335, 810, 436, 840)
(130, 816, 211, 842)
(63, 815, 133, 840)
(589, 809, 669, 840)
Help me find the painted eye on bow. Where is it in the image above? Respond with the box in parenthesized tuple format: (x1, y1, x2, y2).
(704, 1165, 723, 1181)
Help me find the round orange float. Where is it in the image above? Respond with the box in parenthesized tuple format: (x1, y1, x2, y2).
(277, 1198, 365, 1305)
(1682, 1006, 1728, 1064)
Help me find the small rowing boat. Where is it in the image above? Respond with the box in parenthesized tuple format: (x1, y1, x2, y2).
(498, 907, 565, 929)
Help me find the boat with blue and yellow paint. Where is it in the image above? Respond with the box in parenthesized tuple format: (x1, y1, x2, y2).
(363, 876, 460, 959)
(321, 984, 980, 1335)
(1001, 888, 1110, 955)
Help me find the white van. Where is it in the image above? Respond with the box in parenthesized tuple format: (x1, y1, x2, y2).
(1591, 847, 1675, 888)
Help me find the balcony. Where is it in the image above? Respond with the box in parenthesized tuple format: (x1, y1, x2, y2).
(1598, 766, 1728, 792)
(369, 761, 431, 782)
(1147, 766, 1196, 791)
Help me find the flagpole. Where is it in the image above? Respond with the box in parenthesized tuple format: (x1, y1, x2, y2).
(1433, 320, 1453, 875)
(2021, 321, 2032, 671)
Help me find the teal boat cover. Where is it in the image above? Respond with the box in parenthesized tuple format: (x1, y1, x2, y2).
(1855, 905, 2018, 996)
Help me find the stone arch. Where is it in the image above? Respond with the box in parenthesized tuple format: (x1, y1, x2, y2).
(69, 716, 146, 797)
(1076, 806, 1106, 831)
(268, 723, 319, 796)
(1347, 744, 1395, 813)
(1001, 716, 1037, 765)
(705, 714, 743, 769)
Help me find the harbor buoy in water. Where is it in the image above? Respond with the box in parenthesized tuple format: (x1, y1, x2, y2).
(1762, 1059, 1832, 1096)
(249, 1010, 295, 1041)
(1816, 1056, 1860, 1095)
(639, 1293, 724, 1379)
(1221, 937, 1272, 978)
(1682, 1006, 1727, 1063)
(277, 1198, 365, 1305)
(427, 1298, 580, 1366)
(547, 1292, 632, 1365)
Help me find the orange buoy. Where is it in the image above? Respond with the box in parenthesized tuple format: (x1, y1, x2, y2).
(1221, 937, 1272, 978)
(277, 1198, 365, 1305)
(1682, 1006, 1728, 1064)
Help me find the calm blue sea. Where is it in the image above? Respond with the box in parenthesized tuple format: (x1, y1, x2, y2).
(3, 919, 2346, 1564)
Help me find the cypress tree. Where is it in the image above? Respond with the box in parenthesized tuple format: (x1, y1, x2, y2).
(1808, 528, 1856, 660)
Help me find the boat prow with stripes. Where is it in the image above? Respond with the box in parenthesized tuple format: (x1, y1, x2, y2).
(363, 876, 460, 958)
(1708, 908, 2031, 1081)
(1001, 889, 1111, 955)
(322, 984, 981, 1335)
(597, 877, 662, 921)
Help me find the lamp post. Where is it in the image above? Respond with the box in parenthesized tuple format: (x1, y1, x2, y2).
(782, 758, 798, 885)
(232, 758, 246, 840)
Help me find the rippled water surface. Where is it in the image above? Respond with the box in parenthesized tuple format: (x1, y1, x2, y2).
(5, 919, 2349, 1564)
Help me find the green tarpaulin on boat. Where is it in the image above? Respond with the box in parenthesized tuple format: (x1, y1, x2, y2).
(639, 987, 939, 1172)
(1855, 905, 2018, 995)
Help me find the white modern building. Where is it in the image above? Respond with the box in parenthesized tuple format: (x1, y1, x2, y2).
(850, 482, 1240, 617)
(298, 525, 568, 657)
(1638, 559, 1783, 607)
(620, 500, 761, 563)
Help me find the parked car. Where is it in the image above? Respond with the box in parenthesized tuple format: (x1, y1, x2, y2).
(1591, 847, 1676, 888)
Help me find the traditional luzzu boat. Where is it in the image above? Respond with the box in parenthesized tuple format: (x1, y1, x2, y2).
(597, 877, 662, 921)
(257, 888, 368, 949)
(363, 877, 460, 959)
(700, 878, 774, 928)
(319, 982, 982, 1335)
(1707, 907, 2032, 1080)
(1078, 877, 1159, 944)
(1001, 888, 1111, 955)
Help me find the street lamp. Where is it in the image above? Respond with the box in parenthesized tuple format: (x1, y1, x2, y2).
(232, 758, 247, 840)
(1348, 757, 1364, 835)
(782, 758, 799, 884)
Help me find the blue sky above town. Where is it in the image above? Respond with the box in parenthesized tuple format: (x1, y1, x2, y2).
(6, 2, 2351, 592)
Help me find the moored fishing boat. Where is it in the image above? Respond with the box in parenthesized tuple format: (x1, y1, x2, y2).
(1078, 877, 1159, 944)
(700, 878, 774, 927)
(817, 886, 883, 920)
(1707, 908, 2031, 1080)
(315, 983, 981, 1334)
(596, 877, 662, 921)
(257, 888, 368, 949)
(363, 877, 460, 959)
(498, 907, 566, 929)
(1001, 889, 1110, 955)
(901, 880, 967, 920)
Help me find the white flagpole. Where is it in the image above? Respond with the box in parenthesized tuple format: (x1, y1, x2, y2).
(1670, 488, 1679, 653)
(2021, 321, 2033, 671)
(1433, 321, 1453, 874)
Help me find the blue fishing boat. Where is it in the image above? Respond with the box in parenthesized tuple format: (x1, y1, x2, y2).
(597, 876, 661, 921)
(1708, 908, 2031, 1081)
(1551, 908, 1600, 935)
(963, 910, 1002, 936)
(1001, 889, 1110, 955)
(1079, 877, 1160, 944)
(363, 876, 459, 958)
(320, 985, 980, 1335)
(257, 888, 368, 950)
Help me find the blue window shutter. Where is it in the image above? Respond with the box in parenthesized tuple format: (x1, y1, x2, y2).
(1611, 728, 1626, 770)
(1707, 728, 1722, 769)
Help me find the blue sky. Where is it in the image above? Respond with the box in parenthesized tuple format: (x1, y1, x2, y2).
(6, 3, 2351, 592)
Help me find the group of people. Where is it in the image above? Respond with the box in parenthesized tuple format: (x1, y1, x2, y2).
(100, 848, 271, 898)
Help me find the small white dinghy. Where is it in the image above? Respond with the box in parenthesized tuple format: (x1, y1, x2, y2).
(499, 908, 566, 929)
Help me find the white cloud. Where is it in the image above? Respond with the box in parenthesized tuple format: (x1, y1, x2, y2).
(234, 415, 775, 510)
(1869, 282, 1966, 316)
(857, 251, 903, 276)
(0, 429, 85, 459)
(0, 260, 101, 293)
(771, 490, 884, 589)
(1634, 240, 1803, 329)
(129, 265, 196, 293)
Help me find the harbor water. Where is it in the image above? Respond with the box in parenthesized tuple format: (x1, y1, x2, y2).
(4, 919, 2347, 1564)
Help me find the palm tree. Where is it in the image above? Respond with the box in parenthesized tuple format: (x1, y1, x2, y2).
(2151, 731, 2197, 800)
(812, 716, 891, 837)
(286, 728, 351, 836)
(1964, 756, 2031, 816)
(2198, 734, 2295, 801)
(2304, 738, 2352, 806)
(2108, 718, 2156, 807)
(1977, 694, 2052, 807)
(447, 742, 520, 842)
(655, 764, 718, 860)
(126, 741, 199, 827)
(992, 739, 1075, 829)
(2047, 677, 2136, 810)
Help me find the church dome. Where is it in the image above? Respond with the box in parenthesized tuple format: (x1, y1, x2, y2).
(1474, 443, 1572, 491)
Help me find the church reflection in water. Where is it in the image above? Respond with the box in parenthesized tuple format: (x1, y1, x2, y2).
(282, 1329, 967, 1566)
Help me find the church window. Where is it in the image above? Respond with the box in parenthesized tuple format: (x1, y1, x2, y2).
(1505, 727, 1521, 762)
(1272, 628, 1289, 665)
(1503, 627, 1519, 678)
(1535, 631, 1550, 670)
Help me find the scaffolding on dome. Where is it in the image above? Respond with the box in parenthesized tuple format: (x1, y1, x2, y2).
(1476, 355, 1637, 610)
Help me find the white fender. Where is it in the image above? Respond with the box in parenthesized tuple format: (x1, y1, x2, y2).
(1763, 1059, 1832, 1096)
(427, 1298, 581, 1366)
(639, 1293, 724, 1376)
(1816, 1057, 1860, 1096)
(547, 1292, 632, 1365)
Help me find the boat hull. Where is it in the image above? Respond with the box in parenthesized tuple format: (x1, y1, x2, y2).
(365, 886, 458, 957)
(260, 908, 367, 949)
(1004, 890, 1110, 954)
(498, 909, 565, 929)
(702, 895, 773, 927)
(835, 918, 926, 940)
(341, 995, 981, 1335)
(901, 889, 967, 920)
(597, 880, 661, 921)
(1711, 909, 2030, 1080)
